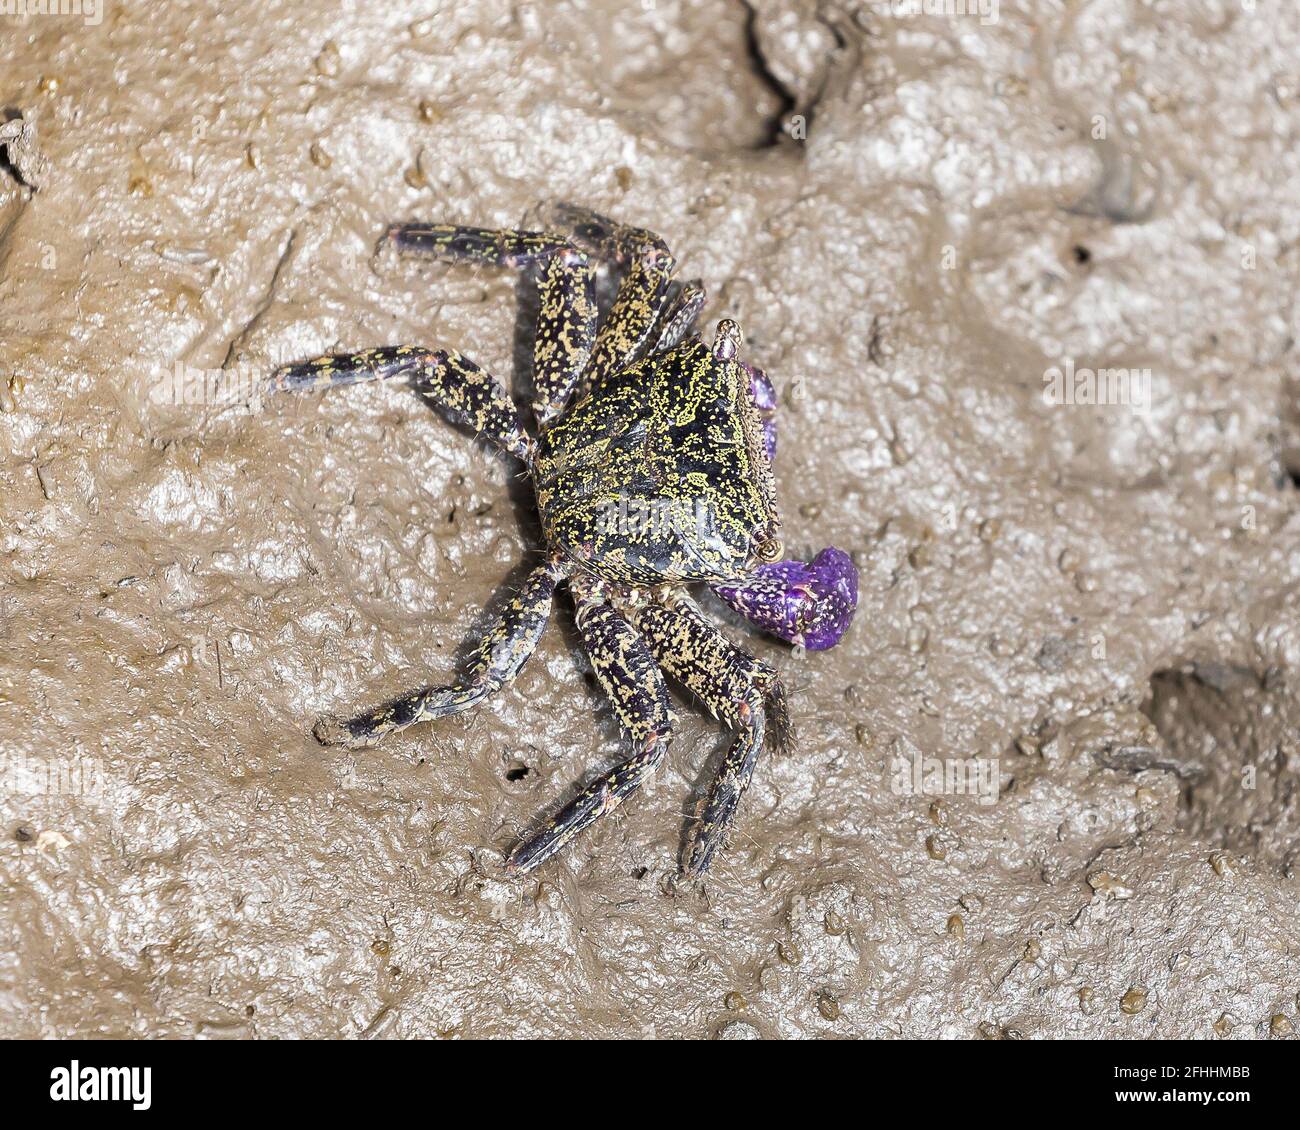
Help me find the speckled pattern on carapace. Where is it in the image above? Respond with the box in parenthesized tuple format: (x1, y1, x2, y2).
(268, 206, 857, 878)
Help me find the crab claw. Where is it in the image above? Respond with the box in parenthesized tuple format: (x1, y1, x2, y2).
(712, 546, 858, 651)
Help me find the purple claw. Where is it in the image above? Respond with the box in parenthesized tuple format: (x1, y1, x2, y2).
(713, 546, 858, 651)
(741, 362, 778, 463)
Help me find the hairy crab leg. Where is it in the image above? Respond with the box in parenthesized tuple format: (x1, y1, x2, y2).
(533, 203, 677, 391)
(740, 360, 778, 462)
(385, 223, 597, 428)
(532, 255, 598, 425)
(267, 346, 533, 463)
(633, 596, 791, 877)
(506, 595, 674, 874)
(654, 279, 706, 353)
(313, 560, 565, 750)
(711, 546, 858, 652)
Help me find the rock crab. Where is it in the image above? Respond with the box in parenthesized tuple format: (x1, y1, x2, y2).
(267, 205, 857, 877)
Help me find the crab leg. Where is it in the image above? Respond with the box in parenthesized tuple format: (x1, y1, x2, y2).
(740, 360, 778, 461)
(506, 596, 674, 873)
(533, 203, 677, 390)
(267, 346, 533, 462)
(531, 255, 598, 425)
(654, 280, 707, 353)
(313, 559, 565, 749)
(633, 596, 791, 877)
(386, 224, 597, 427)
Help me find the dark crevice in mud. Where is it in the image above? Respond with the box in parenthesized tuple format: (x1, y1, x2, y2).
(737, 6, 851, 152)
(1272, 372, 1300, 490)
(221, 226, 298, 371)
(1142, 663, 1300, 877)
(739, 2, 798, 149)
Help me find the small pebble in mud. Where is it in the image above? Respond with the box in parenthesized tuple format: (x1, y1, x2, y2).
(1078, 987, 1096, 1015)
(1121, 988, 1148, 1015)
(38, 75, 60, 94)
(978, 517, 1001, 542)
(1270, 1014, 1294, 1038)
(1014, 734, 1039, 757)
(418, 99, 441, 124)
(928, 800, 946, 825)
(946, 913, 965, 939)
(1057, 548, 1081, 574)
(1075, 571, 1098, 593)
(715, 1019, 760, 1040)
(925, 834, 947, 861)
(315, 42, 341, 77)
(1087, 869, 1134, 899)
(614, 165, 633, 190)
(777, 941, 802, 965)
(1023, 939, 1041, 962)
(14, 825, 33, 842)
(370, 938, 390, 956)
(1213, 1013, 1235, 1037)
(988, 635, 1017, 658)
(309, 142, 332, 169)
(128, 174, 153, 197)
(854, 723, 873, 748)
(1210, 851, 1235, 878)
(824, 910, 847, 936)
(817, 992, 841, 1021)
(908, 543, 932, 568)
(724, 991, 747, 1012)
(245, 143, 261, 170)
(405, 164, 428, 189)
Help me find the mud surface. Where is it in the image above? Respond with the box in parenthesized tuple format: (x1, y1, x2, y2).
(2, 1, 1299, 1038)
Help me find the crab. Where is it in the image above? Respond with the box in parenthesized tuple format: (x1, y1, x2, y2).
(266, 205, 857, 878)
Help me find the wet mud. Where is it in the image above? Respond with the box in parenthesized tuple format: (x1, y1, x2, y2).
(1, 1, 1298, 1037)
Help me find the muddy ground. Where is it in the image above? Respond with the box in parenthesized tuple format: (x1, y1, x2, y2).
(1, 0, 1298, 1039)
